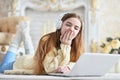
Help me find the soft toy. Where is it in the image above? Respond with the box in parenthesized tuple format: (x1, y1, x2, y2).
(0, 16, 29, 33)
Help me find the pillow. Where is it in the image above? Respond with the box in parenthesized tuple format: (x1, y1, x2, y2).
(0, 16, 29, 33)
(0, 32, 14, 45)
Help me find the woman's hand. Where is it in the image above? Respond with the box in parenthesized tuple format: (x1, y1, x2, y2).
(56, 66, 70, 73)
(60, 30, 74, 45)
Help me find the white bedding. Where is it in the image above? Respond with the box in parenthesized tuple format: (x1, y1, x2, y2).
(0, 73, 120, 80)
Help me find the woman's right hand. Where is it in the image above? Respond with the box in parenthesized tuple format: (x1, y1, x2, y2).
(60, 30, 74, 45)
(56, 66, 70, 73)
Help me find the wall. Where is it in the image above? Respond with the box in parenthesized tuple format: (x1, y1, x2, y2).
(26, 7, 86, 49)
(12, 0, 89, 50)
(97, 0, 120, 42)
(0, 0, 11, 17)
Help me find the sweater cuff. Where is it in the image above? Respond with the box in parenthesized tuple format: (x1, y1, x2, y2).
(60, 43, 71, 56)
(67, 62, 75, 70)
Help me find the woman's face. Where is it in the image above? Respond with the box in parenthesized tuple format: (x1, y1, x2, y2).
(61, 17, 81, 40)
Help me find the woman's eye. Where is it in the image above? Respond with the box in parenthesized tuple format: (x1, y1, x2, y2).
(75, 27, 79, 30)
(66, 24, 71, 27)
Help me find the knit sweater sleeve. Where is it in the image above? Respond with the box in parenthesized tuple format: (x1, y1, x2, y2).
(43, 43, 71, 73)
(67, 62, 75, 70)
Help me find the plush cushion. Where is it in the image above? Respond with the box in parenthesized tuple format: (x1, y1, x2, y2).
(0, 16, 29, 33)
(0, 16, 29, 45)
(0, 32, 14, 45)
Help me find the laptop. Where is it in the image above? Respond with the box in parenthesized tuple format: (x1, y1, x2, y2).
(48, 53, 120, 77)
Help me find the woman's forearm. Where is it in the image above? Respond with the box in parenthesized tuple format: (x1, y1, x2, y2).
(43, 44, 71, 73)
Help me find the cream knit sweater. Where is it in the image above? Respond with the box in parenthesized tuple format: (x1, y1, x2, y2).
(4, 37, 75, 75)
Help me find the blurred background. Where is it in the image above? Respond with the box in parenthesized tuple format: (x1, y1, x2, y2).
(0, 0, 120, 54)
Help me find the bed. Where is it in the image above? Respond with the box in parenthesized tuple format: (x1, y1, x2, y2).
(0, 73, 120, 80)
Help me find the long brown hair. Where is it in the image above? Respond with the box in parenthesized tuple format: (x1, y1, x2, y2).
(34, 13, 84, 74)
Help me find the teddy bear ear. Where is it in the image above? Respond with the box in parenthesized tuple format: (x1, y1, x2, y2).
(106, 37, 113, 42)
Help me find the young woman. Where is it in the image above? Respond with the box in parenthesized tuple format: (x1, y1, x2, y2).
(0, 13, 84, 75)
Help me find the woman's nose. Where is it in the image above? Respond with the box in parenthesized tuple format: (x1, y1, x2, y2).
(69, 26, 74, 31)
